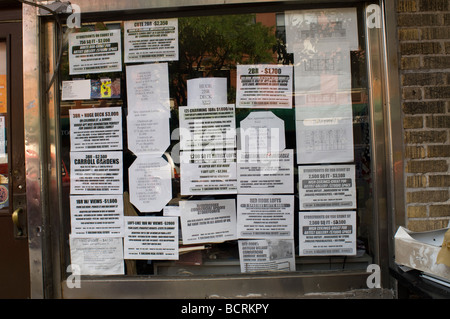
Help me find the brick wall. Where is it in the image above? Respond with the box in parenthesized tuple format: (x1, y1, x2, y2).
(397, 0, 450, 231)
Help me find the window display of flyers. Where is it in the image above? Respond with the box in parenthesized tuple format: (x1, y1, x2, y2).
(237, 195, 294, 239)
(180, 150, 237, 195)
(62, 80, 91, 100)
(126, 63, 170, 116)
(295, 116, 354, 164)
(126, 113, 170, 156)
(123, 216, 179, 260)
(69, 29, 122, 75)
(238, 239, 295, 273)
(69, 107, 122, 151)
(239, 111, 285, 153)
(179, 199, 237, 245)
(298, 211, 356, 256)
(187, 77, 227, 106)
(124, 18, 178, 63)
(128, 156, 172, 212)
(70, 195, 124, 238)
(69, 236, 124, 275)
(237, 149, 293, 194)
(236, 64, 293, 109)
(70, 151, 123, 195)
(179, 104, 236, 151)
(299, 164, 356, 210)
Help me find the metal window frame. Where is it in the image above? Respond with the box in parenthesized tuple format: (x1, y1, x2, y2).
(23, 0, 403, 298)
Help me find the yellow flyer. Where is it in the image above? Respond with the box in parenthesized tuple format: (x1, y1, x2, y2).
(0, 74, 6, 113)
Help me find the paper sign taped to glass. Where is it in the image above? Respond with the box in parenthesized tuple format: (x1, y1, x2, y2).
(69, 107, 123, 152)
(187, 77, 227, 106)
(180, 149, 237, 195)
(123, 216, 179, 260)
(128, 155, 172, 212)
(179, 104, 236, 151)
(126, 63, 171, 116)
(70, 194, 125, 238)
(126, 112, 170, 156)
(298, 211, 357, 256)
(238, 239, 296, 273)
(124, 18, 179, 63)
(69, 29, 122, 75)
(239, 111, 286, 153)
(236, 64, 293, 109)
(69, 236, 125, 275)
(70, 151, 123, 195)
(180, 199, 237, 245)
(285, 8, 357, 164)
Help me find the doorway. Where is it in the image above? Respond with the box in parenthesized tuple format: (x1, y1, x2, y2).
(0, 15, 29, 298)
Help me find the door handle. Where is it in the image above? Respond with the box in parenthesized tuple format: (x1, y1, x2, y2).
(12, 207, 24, 236)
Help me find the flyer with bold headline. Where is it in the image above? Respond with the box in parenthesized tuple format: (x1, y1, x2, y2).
(236, 64, 293, 109)
(69, 107, 123, 152)
(124, 216, 179, 260)
(70, 151, 123, 195)
(124, 18, 179, 63)
(69, 29, 122, 75)
(70, 194, 124, 238)
(299, 164, 356, 210)
(179, 104, 236, 151)
(298, 211, 356, 256)
(237, 195, 294, 239)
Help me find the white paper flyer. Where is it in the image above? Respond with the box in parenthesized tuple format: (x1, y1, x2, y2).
(179, 104, 236, 151)
(237, 149, 294, 194)
(124, 18, 179, 63)
(236, 64, 293, 109)
(239, 111, 285, 153)
(69, 236, 124, 275)
(69, 29, 122, 75)
(69, 107, 123, 151)
(126, 113, 170, 156)
(298, 211, 356, 256)
(126, 63, 171, 116)
(124, 216, 179, 260)
(70, 151, 123, 195)
(128, 156, 172, 212)
(179, 199, 237, 245)
(180, 149, 237, 195)
(238, 239, 296, 273)
(237, 195, 294, 239)
(187, 77, 227, 106)
(70, 194, 124, 237)
(298, 164, 356, 210)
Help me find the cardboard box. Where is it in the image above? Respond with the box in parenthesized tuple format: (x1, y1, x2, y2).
(394, 226, 450, 281)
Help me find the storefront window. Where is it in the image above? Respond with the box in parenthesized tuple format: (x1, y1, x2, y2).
(59, 5, 375, 277)
(0, 41, 9, 211)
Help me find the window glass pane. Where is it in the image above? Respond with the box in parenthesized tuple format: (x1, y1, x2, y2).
(59, 6, 374, 277)
(0, 41, 9, 210)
